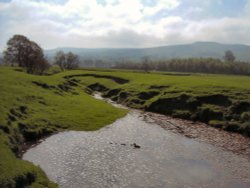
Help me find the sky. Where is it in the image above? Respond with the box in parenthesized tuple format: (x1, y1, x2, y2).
(0, 0, 250, 50)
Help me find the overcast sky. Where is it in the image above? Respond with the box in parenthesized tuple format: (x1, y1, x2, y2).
(0, 0, 250, 50)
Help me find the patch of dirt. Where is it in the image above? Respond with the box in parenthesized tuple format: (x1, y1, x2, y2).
(141, 111, 250, 160)
(103, 89, 121, 98)
(64, 74, 129, 84)
(130, 99, 145, 105)
(162, 73, 191, 76)
(138, 91, 159, 100)
(149, 85, 170, 89)
(7, 106, 28, 123)
(87, 83, 108, 92)
(58, 83, 72, 92)
(32, 81, 56, 89)
(119, 92, 129, 100)
(230, 101, 250, 114)
(196, 94, 232, 107)
(146, 94, 198, 114)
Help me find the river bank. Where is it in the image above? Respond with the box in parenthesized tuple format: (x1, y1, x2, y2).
(94, 93, 250, 160)
(142, 112, 250, 160)
(1, 67, 250, 187)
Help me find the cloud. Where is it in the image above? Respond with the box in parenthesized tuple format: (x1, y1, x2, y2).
(0, 0, 250, 50)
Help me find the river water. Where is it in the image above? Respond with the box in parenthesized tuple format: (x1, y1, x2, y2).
(23, 96, 250, 188)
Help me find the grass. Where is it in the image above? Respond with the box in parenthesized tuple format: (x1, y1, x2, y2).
(0, 66, 250, 187)
(57, 68, 250, 134)
(0, 67, 127, 187)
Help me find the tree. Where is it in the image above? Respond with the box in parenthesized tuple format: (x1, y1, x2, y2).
(141, 56, 151, 72)
(54, 51, 79, 70)
(224, 50, 235, 62)
(65, 52, 79, 69)
(54, 51, 66, 71)
(33, 57, 51, 75)
(3, 35, 49, 74)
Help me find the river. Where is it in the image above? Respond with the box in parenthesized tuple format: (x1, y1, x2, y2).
(23, 95, 250, 188)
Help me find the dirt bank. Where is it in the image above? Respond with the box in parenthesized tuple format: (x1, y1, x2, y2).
(141, 111, 250, 160)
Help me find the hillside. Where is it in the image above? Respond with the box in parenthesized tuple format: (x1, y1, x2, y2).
(44, 42, 250, 62)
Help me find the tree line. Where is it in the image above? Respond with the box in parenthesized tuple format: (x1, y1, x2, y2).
(2, 34, 250, 75)
(114, 57, 250, 76)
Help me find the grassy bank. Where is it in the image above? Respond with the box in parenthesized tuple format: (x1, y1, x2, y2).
(59, 68, 250, 136)
(0, 67, 127, 187)
(0, 67, 250, 187)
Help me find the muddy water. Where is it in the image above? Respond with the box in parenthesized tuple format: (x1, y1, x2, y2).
(23, 96, 250, 188)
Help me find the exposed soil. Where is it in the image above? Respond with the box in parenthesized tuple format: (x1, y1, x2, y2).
(141, 111, 250, 160)
(64, 74, 129, 84)
(87, 83, 108, 92)
(103, 89, 121, 98)
(32, 81, 56, 89)
(149, 85, 170, 89)
(196, 94, 232, 107)
(138, 91, 159, 100)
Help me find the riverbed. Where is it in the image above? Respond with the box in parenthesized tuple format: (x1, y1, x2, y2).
(23, 95, 250, 188)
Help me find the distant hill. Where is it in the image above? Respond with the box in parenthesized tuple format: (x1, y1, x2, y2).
(45, 42, 250, 62)
(1, 42, 250, 63)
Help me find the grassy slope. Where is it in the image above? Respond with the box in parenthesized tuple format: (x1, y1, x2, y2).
(0, 67, 250, 187)
(58, 69, 250, 134)
(0, 67, 127, 187)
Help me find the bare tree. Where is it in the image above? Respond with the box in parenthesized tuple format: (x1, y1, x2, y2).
(54, 51, 66, 71)
(141, 56, 151, 73)
(224, 50, 236, 62)
(54, 51, 79, 70)
(34, 57, 51, 75)
(65, 52, 79, 69)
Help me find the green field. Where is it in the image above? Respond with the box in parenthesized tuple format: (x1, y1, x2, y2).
(0, 67, 250, 187)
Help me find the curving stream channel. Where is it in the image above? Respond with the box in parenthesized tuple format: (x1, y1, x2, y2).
(23, 94, 250, 188)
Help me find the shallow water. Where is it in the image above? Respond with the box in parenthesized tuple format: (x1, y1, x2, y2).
(23, 111, 250, 188)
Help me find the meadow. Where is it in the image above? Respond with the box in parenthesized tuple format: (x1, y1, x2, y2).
(0, 66, 249, 187)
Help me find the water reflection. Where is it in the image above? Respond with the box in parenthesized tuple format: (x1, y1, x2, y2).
(23, 112, 250, 188)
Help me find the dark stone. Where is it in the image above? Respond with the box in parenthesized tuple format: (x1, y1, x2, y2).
(131, 143, 141, 149)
